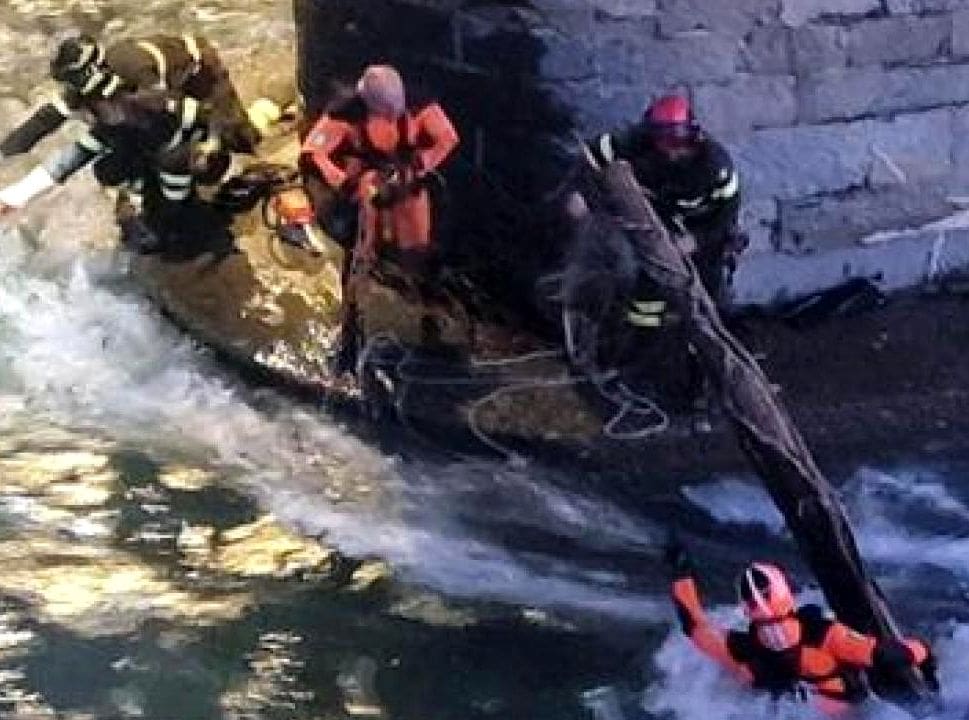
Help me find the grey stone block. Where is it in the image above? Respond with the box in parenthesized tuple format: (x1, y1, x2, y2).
(796, 63, 969, 123)
(740, 197, 779, 253)
(588, 0, 659, 18)
(550, 78, 646, 134)
(951, 106, 969, 179)
(845, 15, 949, 66)
(781, 0, 881, 27)
(694, 75, 796, 139)
(590, 19, 654, 85)
(733, 232, 939, 306)
(777, 183, 953, 252)
(594, 30, 740, 86)
(537, 29, 597, 81)
(730, 111, 951, 201)
(937, 223, 969, 278)
(953, 10, 969, 57)
(729, 122, 872, 199)
(655, 0, 779, 37)
(864, 109, 953, 186)
(740, 25, 793, 75)
(886, 0, 969, 14)
(792, 24, 847, 76)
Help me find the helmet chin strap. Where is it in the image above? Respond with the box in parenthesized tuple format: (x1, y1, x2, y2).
(745, 567, 775, 619)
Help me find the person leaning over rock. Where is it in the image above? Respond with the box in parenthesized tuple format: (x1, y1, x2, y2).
(0, 33, 293, 246)
(0, 32, 277, 161)
(0, 84, 219, 250)
(584, 94, 748, 432)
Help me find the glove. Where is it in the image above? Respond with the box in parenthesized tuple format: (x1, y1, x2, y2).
(662, 530, 693, 579)
(723, 229, 750, 273)
(371, 177, 408, 209)
(916, 640, 940, 693)
(874, 637, 940, 692)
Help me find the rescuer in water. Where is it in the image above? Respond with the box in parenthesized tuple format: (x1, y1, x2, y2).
(664, 536, 939, 714)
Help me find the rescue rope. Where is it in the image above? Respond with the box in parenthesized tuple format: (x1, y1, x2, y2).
(354, 325, 669, 464)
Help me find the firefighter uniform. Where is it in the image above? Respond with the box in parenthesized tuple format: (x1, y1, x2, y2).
(0, 33, 259, 161)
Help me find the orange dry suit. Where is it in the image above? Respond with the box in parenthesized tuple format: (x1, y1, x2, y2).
(299, 95, 459, 262)
(671, 574, 935, 714)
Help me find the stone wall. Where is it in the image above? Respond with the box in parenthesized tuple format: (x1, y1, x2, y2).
(295, 0, 969, 306)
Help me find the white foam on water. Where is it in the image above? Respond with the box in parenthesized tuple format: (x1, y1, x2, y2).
(647, 469, 969, 719)
(0, 223, 665, 623)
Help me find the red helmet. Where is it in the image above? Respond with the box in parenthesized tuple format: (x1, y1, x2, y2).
(737, 562, 796, 622)
(644, 94, 699, 148)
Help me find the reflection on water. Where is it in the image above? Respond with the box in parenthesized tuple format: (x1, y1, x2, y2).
(0, 421, 632, 720)
(0, 426, 334, 717)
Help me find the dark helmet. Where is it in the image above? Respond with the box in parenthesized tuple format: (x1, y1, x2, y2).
(644, 94, 700, 155)
(50, 34, 106, 91)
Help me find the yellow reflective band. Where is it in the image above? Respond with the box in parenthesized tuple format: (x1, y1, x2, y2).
(164, 97, 201, 149)
(598, 134, 616, 163)
(80, 70, 105, 96)
(626, 310, 663, 328)
(581, 142, 602, 171)
(137, 40, 168, 89)
(69, 42, 96, 69)
(246, 97, 282, 134)
(711, 169, 739, 200)
(161, 185, 191, 201)
(182, 34, 202, 66)
(51, 93, 72, 117)
(631, 299, 666, 315)
(194, 135, 221, 157)
(180, 97, 200, 130)
(101, 74, 122, 97)
(677, 195, 705, 209)
(158, 171, 192, 187)
(77, 134, 106, 153)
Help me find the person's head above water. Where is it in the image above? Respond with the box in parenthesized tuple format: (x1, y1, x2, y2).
(737, 562, 797, 621)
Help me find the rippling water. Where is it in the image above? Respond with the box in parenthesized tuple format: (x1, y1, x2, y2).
(1, 2, 969, 719)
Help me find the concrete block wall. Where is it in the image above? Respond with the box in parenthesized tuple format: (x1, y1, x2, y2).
(534, 0, 969, 304)
(295, 0, 969, 306)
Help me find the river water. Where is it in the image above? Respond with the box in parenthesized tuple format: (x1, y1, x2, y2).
(1, 2, 969, 719)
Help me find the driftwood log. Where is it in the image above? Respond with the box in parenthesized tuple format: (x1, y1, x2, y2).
(596, 160, 929, 702)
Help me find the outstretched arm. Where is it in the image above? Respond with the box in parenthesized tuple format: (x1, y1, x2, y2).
(671, 575, 754, 683)
(0, 94, 73, 159)
(665, 538, 753, 683)
(0, 133, 107, 214)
